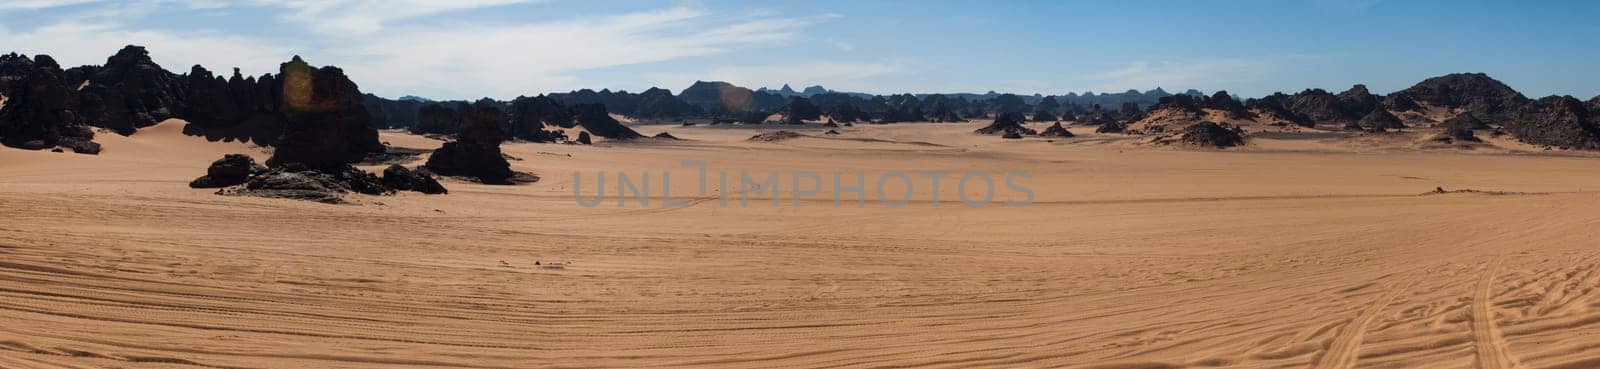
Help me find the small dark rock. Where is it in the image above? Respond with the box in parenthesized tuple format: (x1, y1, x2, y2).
(382, 165, 447, 194)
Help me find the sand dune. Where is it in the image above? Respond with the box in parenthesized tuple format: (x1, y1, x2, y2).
(4, 121, 1600, 368)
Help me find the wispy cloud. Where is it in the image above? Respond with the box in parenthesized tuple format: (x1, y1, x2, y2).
(0, 2, 843, 99)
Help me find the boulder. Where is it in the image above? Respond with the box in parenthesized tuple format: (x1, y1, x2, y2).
(576, 131, 592, 145)
(381, 165, 447, 194)
(1001, 131, 1024, 139)
(189, 154, 266, 188)
(653, 132, 678, 140)
(228, 163, 391, 204)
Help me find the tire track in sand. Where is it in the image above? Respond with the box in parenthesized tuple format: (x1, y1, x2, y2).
(1312, 273, 1416, 369)
(1472, 258, 1521, 369)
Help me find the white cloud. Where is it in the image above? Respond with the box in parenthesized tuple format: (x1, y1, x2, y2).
(0, 0, 102, 10)
(1, 2, 837, 99)
(247, 0, 539, 36)
(0, 22, 289, 76)
(342, 6, 817, 98)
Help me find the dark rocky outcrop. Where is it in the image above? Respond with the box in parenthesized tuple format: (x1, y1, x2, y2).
(1245, 93, 1311, 127)
(775, 97, 822, 124)
(506, 95, 570, 142)
(576, 131, 592, 145)
(570, 103, 642, 139)
(1383, 93, 1422, 112)
(73, 45, 186, 135)
(1442, 113, 1490, 130)
(424, 102, 527, 184)
(1203, 91, 1251, 119)
(265, 56, 384, 170)
(1284, 89, 1356, 125)
(411, 101, 465, 135)
(1335, 84, 1381, 118)
(1001, 131, 1024, 139)
(748, 130, 803, 142)
(1031, 109, 1059, 122)
(381, 165, 447, 194)
(226, 163, 391, 204)
(0, 54, 99, 153)
(826, 104, 866, 123)
(1357, 108, 1405, 131)
(975, 112, 1036, 135)
(189, 154, 266, 188)
(653, 131, 678, 140)
(1095, 120, 1128, 133)
(1396, 73, 1528, 120)
(1432, 125, 1483, 144)
(1038, 122, 1074, 137)
(1178, 121, 1245, 148)
(1505, 96, 1600, 149)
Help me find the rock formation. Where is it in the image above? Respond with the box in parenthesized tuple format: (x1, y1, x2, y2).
(776, 97, 822, 124)
(72, 45, 186, 135)
(1396, 73, 1528, 120)
(1357, 108, 1405, 131)
(1038, 122, 1074, 137)
(425, 102, 518, 184)
(506, 95, 570, 142)
(975, 112, 1036, 135)
(411, 102, 464, 135)
(0, 54, 99, 154)
(1178, 121, 1245, 148)
(570, 103, 642, 139)
(1442, 113, 1490, 130)
(1335, 84, 1381, 118)
(265, 56, 384, 170)
(1203, 91, 1251, 119)
(1505, 96, 1600, 149)
(189, 154, 267, 188)
(381, 165, 447, 194)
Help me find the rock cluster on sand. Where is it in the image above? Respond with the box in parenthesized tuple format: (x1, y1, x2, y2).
(71, 46, 186, 135)
(1038, 122, 1074, 137)
(975, 112, 1037, 136)
(1505, 96, 1600, 149)
(191, 56, 444, 203)
(189, 154, 267, 188)
(1355, 108, 1405, 131)
(1178, 121, 1245, 148)
(425, 103, 521, 184)
(0, 54, 100, 154)
(1442, 113, 1490, 130)
(748, 130, 803, 142)
(570, 103, 643, 140)
(382, 165, 447, 194)
(775, 97, 822, 124)
(653, 132, 678, 140)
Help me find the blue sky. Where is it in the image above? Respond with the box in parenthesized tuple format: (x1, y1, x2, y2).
(1, 0, 1595, 100)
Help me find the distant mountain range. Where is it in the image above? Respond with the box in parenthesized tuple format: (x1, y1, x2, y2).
(4, 45, 1600, 154)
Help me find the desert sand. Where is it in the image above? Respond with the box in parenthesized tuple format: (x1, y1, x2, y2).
(4, 120, 1600, 369)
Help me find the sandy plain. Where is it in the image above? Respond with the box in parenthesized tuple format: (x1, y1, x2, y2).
(3, 120, 1600, 368)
